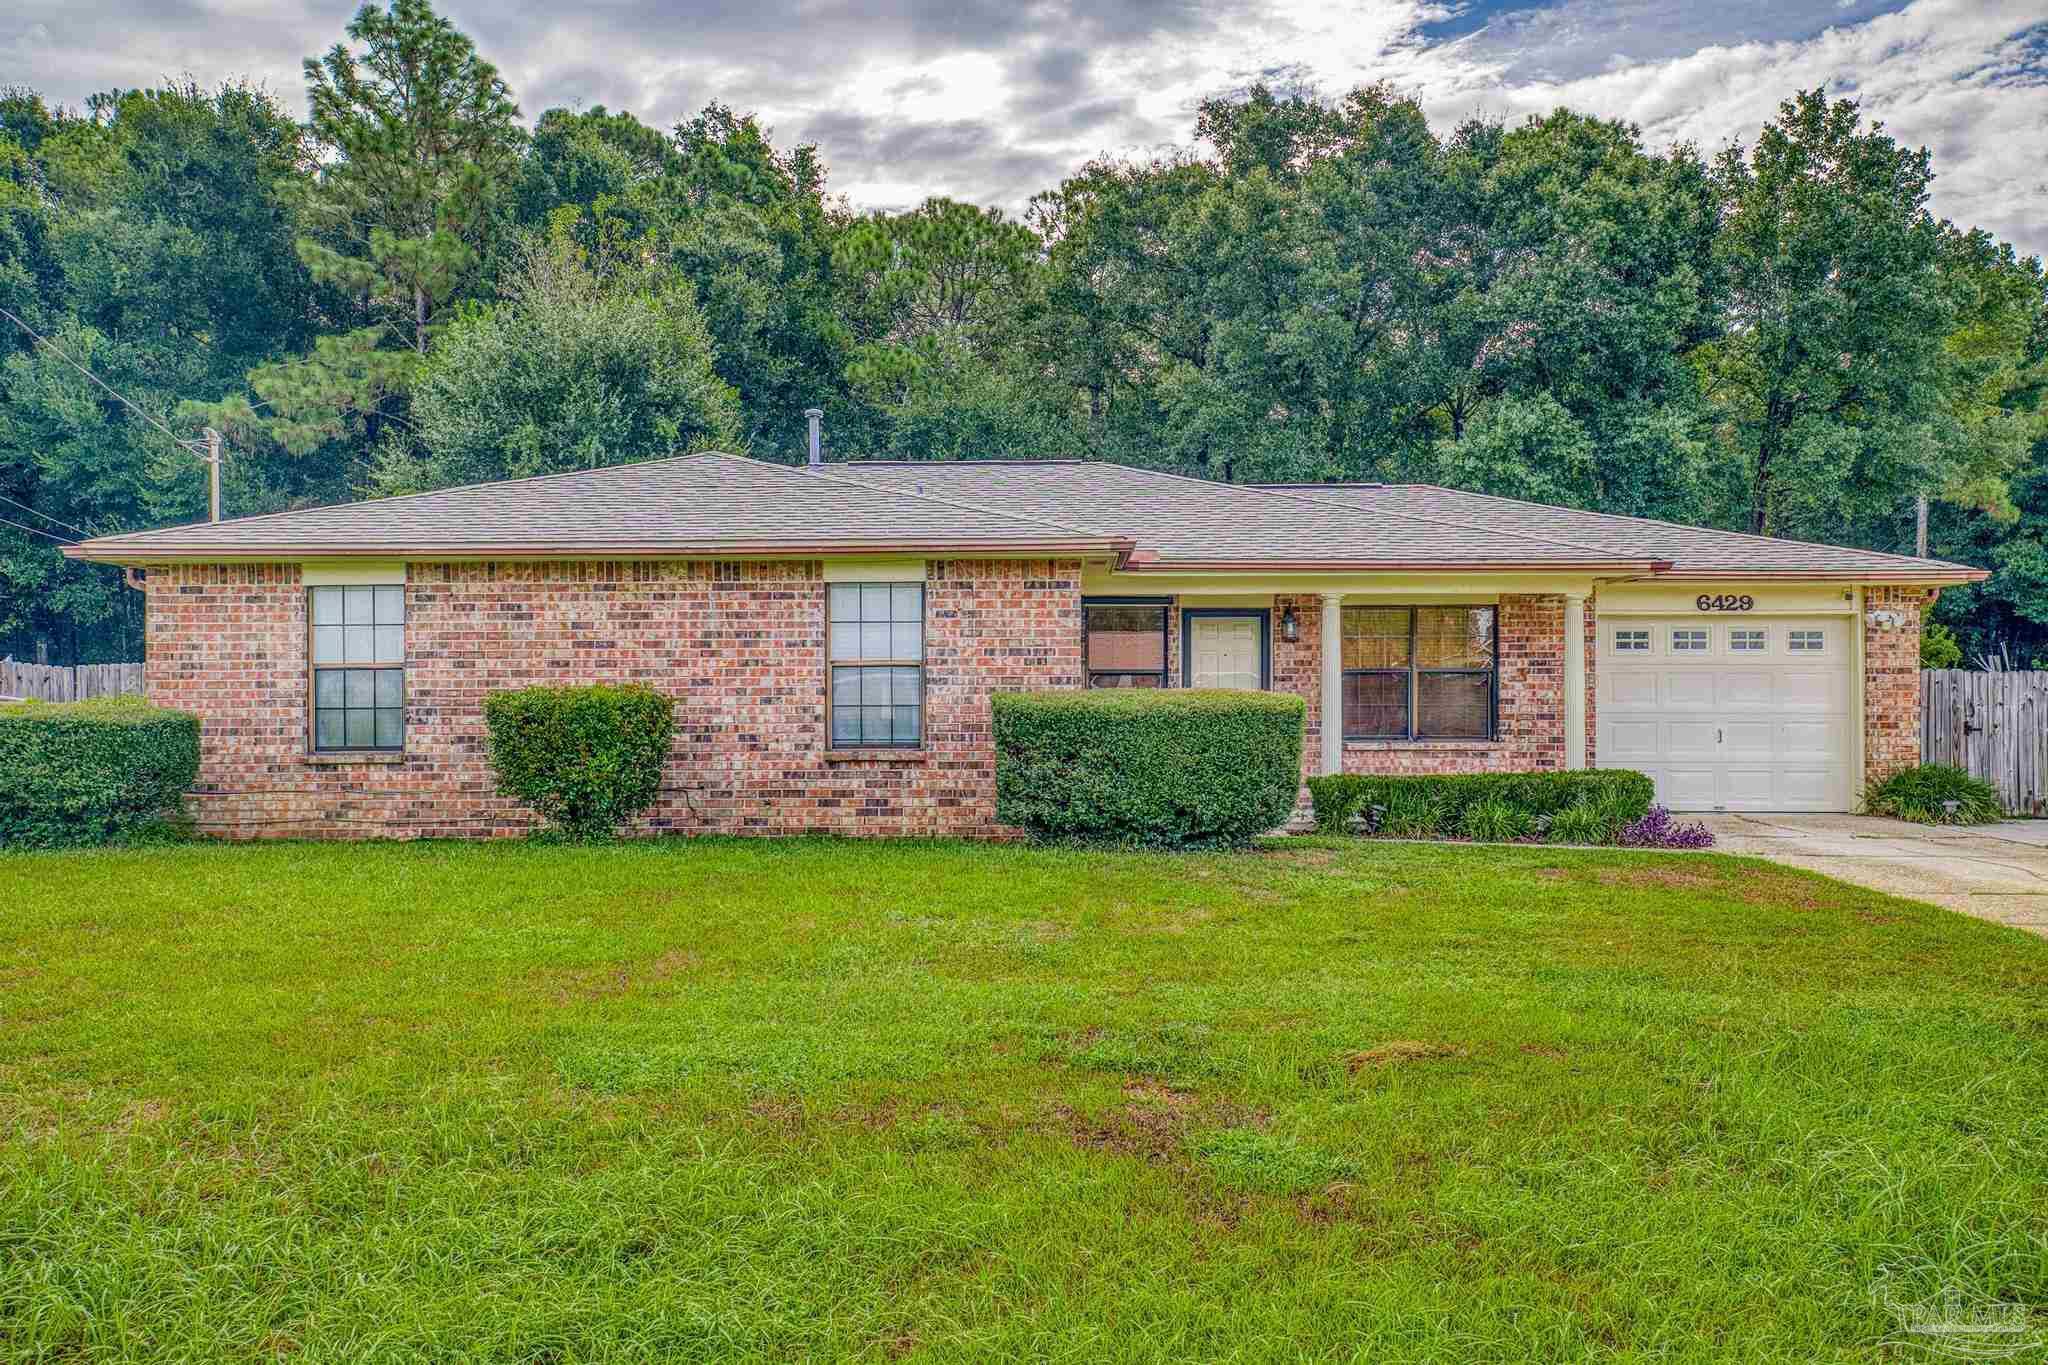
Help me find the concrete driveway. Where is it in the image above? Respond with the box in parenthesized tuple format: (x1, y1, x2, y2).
(1700, 813, 2048, 936)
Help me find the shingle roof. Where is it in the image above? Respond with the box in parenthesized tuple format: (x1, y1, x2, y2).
(848, 463, 1981, 580)
(1257, 483, 1978, 579)
(839, 461, 1660, 570)
(64, 452, 1986, 582)
(64, 453, 1132, 561)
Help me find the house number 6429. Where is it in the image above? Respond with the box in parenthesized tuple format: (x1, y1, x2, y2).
(1695, 594, 1754, 612)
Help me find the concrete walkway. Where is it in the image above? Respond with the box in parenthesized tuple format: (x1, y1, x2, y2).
(1700, 813, 2048, 936)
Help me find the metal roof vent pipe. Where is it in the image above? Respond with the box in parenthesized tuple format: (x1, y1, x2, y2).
(805, 407, 823, 468)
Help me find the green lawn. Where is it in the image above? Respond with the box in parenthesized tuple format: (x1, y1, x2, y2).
(2, 837, 2045, 1362)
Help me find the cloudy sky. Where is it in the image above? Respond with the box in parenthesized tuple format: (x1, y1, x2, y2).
(6, 0, 2046, 254)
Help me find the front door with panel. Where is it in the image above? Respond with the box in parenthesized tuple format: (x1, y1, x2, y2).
(1184, 610, 1269, 690)
(1595, 615, 1852, 811)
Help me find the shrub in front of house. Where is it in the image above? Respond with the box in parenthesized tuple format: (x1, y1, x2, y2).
(0, 696, 200, 848)
(483, 684, 676, 838)
(1864, 763, 2002, 825)
(1306, 770, 1654, 841)
(992, 689, 1306, 848)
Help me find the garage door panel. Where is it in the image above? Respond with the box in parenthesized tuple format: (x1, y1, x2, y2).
(1778, 672, 1842, 710)
(1607, 672, 1659, 707)
(1721, 769, 1777, 807)
(1780, 719, 1842, 760)
(1722, 721, 1774, 759)
(1719, 672, 1775, 707)
(1667, 722, 1719, 758)
(1665, 673, 1716, 707)
(1604, 720, 1660, 760)
(1663, 768, 1718, 809)
(1778, 769, 1835, 806)
(1596, 612, 1851, 812)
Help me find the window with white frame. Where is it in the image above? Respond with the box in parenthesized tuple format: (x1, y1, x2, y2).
(1788, 629, 1826, 653)
(309, 585, 405, 751)
(1614, 628, 1650, 652)
(1730, 628, 1766, 652)
(828, 582, 924, 747)
(1671, 628, 1709, 652)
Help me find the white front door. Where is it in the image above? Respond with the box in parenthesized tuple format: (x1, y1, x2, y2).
(1596, 616, 1853, 811)
(1189, 615, 1263, 690)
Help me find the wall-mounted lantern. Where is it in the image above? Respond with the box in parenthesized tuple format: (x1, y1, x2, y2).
(1279, 604, 1300, 643)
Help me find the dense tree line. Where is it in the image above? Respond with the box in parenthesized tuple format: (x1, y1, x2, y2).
(3, 0, 2044, 665)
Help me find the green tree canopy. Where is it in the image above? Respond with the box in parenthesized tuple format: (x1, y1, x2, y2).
(375, 226, 741, 493)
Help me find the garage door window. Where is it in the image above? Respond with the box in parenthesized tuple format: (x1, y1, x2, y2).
(1731, 629, 1766, 652)
(1614, 629, 1650, 652)
(1789, 629, 1826, 653)
(1671, 628, 1709, 652)
(1342, 605, 1497, 740)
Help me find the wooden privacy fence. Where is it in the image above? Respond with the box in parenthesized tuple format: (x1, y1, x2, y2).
(1922, 669, 2048, 815)
(0, 659, 144, 703)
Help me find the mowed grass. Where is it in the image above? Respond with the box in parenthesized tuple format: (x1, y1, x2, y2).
(2, 837, 2046, 1362)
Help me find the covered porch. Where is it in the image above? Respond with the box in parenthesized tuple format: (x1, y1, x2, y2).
(1078, 568, 1597, 778)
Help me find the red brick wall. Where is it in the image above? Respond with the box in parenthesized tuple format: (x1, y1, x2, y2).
(145, 558, 1082, 839)
(1271, 595, 1321, 779)
(1864, 585, 1935, 787)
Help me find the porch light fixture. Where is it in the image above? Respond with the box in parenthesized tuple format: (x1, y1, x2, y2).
(1279, 604, 1300, 643)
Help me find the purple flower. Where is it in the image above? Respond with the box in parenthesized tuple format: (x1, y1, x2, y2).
(1616, 805, 1715, 849)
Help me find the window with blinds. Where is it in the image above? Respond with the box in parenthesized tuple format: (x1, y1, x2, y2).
(1341, 605, 1497, 740)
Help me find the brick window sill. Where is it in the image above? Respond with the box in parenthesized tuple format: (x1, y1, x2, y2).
(303, 751, 408, 766)
(822, 748, 930, 764)
(1344, 739, 1503, 751)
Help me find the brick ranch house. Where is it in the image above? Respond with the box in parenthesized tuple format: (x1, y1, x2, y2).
(66, 448, 1984, 839)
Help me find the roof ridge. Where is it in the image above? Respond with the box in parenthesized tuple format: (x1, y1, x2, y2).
(82, 450, 726, 546)
(1403, 484, 1975, 572)
(726, 453, 1125, 546)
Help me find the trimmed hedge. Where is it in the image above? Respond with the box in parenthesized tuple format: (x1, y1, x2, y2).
(993, 689, 1305, 847)
(484, 684, 675, 838)
(1306, 770, 1654, 838)
(0, 696, 200, 848)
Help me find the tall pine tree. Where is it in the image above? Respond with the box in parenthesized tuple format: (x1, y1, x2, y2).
(228, 0, 522, 455)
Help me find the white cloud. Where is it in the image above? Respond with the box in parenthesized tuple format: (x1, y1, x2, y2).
(1354, 0, 2048, 254)
(5, 0, 2044, 255)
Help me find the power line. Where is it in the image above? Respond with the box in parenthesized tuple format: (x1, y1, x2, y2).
(0, 493, 97, 539)
(0, 305, 211, 459)
(0, 514, 77, 545)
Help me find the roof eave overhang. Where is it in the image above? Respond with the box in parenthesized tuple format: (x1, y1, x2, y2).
(65, 536, 1137, 565)
(1642, 568, 1990, 585)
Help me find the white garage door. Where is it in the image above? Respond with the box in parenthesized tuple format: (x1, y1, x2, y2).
(1596, 616, 1853, 812)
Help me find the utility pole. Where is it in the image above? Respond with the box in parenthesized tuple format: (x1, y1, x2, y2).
(1915, 492, 1928, 559)
(203, 427, 222, 523)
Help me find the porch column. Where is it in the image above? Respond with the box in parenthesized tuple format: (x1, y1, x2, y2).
(1320, 594, 1344, 775)
(1563, 592, 1587, 770)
